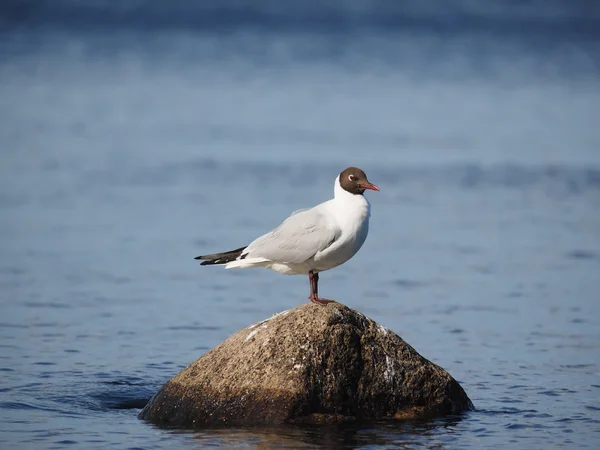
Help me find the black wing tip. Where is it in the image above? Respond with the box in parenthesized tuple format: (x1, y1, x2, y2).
(199, 259, 226, 266)
(194, 246, 247, 266)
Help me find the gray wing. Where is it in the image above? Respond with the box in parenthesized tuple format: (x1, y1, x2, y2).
(244, 209, 340, 264)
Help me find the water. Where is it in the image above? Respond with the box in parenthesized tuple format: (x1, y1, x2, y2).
(1, 1, 600, 448)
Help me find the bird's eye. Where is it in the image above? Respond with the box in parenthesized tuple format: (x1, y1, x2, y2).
(348, 174, 356, 182)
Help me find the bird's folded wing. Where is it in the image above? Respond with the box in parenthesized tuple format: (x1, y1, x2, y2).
(244, 209, 340, 265)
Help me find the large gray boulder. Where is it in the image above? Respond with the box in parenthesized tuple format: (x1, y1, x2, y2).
(139, 302, 473, 426)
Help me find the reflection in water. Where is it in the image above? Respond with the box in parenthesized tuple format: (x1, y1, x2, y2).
(188, 416, 466, 449)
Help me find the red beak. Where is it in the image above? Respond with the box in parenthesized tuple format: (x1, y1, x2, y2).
(362, 182, 380, 192)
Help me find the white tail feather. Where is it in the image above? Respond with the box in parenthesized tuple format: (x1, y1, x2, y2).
(225, 257, 270, 269)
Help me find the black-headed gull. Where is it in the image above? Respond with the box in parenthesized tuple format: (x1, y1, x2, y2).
(195, 167, 379, 305)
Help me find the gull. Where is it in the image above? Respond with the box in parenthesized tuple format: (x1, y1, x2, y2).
(195, 167, 379, 305)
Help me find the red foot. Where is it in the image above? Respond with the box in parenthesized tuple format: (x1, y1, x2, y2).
(308, 296, 336, 306)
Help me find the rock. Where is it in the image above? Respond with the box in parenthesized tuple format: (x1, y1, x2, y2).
(139, 302, 473, 426)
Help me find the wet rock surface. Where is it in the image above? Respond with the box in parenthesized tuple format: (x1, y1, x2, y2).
(139, 302, 473, 427)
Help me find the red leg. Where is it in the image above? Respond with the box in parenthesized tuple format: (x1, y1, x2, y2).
(308, 271, 335, 305)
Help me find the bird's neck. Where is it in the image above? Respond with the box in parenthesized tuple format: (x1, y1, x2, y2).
(332, 177, 371, 215)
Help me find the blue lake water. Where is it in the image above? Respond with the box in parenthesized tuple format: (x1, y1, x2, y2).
(1, 1, 599, 448)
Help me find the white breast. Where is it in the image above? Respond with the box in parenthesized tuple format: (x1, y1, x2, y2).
(312, 183, 371, 272)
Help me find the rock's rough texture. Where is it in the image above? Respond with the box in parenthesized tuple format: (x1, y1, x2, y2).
(139, 302, 473, 426)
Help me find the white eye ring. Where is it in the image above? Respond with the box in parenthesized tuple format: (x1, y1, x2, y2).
(348, 174, 356, 182)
